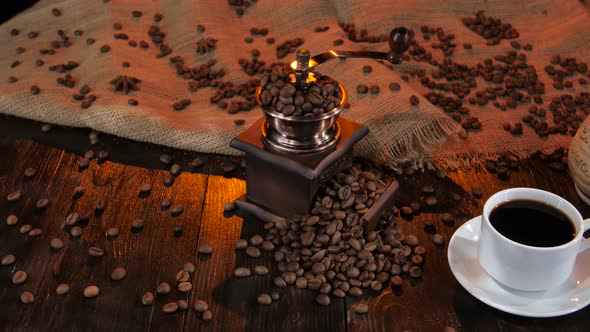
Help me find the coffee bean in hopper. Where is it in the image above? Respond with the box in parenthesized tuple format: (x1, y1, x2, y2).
(176, 270, 190, 283)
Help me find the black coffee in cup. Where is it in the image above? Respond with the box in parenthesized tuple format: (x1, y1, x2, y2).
(489, 199, 576, 247)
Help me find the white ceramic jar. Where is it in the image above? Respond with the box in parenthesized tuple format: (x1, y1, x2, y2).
(568, 120, 590, 205)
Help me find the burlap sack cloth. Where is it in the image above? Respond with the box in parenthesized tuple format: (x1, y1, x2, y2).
(1, 0, 589, 168)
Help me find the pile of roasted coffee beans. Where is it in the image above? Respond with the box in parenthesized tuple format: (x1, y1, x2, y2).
(461, 10, 519, 45)
(230, 162, 432, 308)
(258, 66, 343, 117)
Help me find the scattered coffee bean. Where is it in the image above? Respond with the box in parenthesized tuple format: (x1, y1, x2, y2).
(257, 293, 272, 305)
(100, 45, 111, 53)
(234, 267, 251, 277)
(162, 302, 178, 313)
(236, 239, 248, 249)
(28, 228, 42, 237)
(142, 292, 154, 305)
(107, 227, 119, 237)
(83, 285, 100, 298)
(315, 294, 331, 306)
(410, 95, 419, 105)
(7, 191, 22, 202)
(441, 213, 455, 224)
(1, 254, 16, 266)
(178, 281, 192, 292)
(20, 291, 35, 304)
(111, 267, 127, 280)
(177, 300, 189, 311)
(472, 188, 483, 198)
(50, 238, 64, 250)
(183, 262, 196, 273)
(36, 198, 49, 209)
(156, 282, 171, 295)
(193, 299, 208, 312)
(254, 265, 269, 276)
(160, 154, 172, 164)
(203, 310, 213, 321)
(19, 224, 32, 234)
(433, 233, 445, 245)
(170, 164, 182, 176)
(140, 183, 152, 193)
(88, 246, 104, 257)
(55, 283, 70, 295)
(128, 98, 139, 106)
(198, 245, 213, 255)
(6, 215, 18, 225)
(12, 271, 27, 285)
(132, 219, 144, 229)
(409, 266, 423, 278)
(70, 226, 82, 237)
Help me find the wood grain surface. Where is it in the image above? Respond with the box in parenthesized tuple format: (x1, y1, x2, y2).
(0, 114, 589, 332)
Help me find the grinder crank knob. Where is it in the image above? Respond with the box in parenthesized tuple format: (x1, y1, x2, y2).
(387, 27, 414, 64)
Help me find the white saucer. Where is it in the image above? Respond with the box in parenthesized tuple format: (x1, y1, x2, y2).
(448, 216, 590, 317)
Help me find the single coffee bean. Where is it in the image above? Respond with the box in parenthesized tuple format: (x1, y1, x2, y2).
(100, 45, 111, 53)
(12, 271, 27, 285)
(30, 85, 41, 95)
(107, 227, 119, 237)
(472, 188, 483, 198)
(183, 262, 196, 273)
(197, 245, 213, 255)
(203, 310, 213, 321)
(50, 238, 64, 250)
(111, 267, 127, 280)
(249, 234, 264, 246)
(425, 196, 438, 206)
(162, 302, 178, 313)
(56, 283, 70, 295)
(156, 282, 171, 294)
(83, 285, 100, 298)
(171, 205, 184, 215)
(441, 213, 455, 224)
(79, 158, 90, 169)
(409, 266, 423, 278)
(132, 219, 144, 229)
(51, 8, 62, 16)
(257, 293, 272, 305)
(246, 246, 261, 258)
(88, 247, 104, 257)
(403, 234, 419, 246)
(315, 294, 331, 306)
(355, 303, 369, 314)
(389, 82, 401, 91)
(234, 267, 251, 277)
(349, 287, 363, 297)
(400, 206, 413, 216)
(236, 239, 248, 249)
(410, 95, 419, 105)
(164, 176, 174, 186)
(140, 183, 152, 193)
(70, 226, 82, 237)
(390, 275, 403, 287)
(177, 281, 192, 292)
(28, 228, 42, 237)
(24, 168, 36, 177)
(65, 212, 79, 226)
(19, 224, 32, 234)
(176, 270, 190, 282)
(142, 292, 154, 305)
(433, 233, 445, 245)
(177, 300, 189, 311)
(170, 164, 182, 176)
(1, 254, 16, 265)
(20, 291, 35, 304)
(6, 215, 18, 225)
(254, 265, 269, 275)
(7, 191, 22, 202)
(41, 124, 52, 132)
(193, 299, 208, 312)
(36, 198, 49, 209)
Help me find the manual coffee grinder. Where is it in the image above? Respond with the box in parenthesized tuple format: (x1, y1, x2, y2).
(231, 27, 413, 230)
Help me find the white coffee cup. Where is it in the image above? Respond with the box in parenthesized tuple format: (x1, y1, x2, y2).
(478, 188, 590, 291)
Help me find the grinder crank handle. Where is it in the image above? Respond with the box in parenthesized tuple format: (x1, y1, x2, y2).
(295, 26, 414, 74)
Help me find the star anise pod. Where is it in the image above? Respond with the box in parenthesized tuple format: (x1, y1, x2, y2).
(196, 37, 217, 54)
(109, 75, 141, 94)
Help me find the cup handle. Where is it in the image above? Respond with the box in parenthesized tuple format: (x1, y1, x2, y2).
(581, 218, 590, 252)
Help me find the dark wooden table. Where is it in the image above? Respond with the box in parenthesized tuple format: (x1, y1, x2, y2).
(0, 114, 589, 332)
